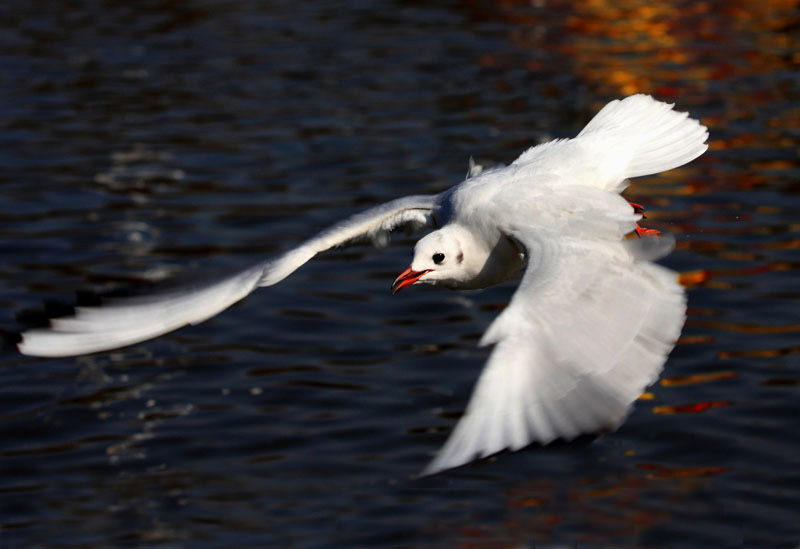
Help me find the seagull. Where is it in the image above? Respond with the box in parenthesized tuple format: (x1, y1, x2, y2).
(17, 94, 708, 475)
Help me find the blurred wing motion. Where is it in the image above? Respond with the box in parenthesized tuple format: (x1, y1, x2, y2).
(422, 230, 686, 475)
(18, 194, 438, 357)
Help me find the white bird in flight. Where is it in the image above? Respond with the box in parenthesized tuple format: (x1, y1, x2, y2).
(18, 94, 708, 475)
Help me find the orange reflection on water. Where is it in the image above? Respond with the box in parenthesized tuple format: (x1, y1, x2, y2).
(661, 371, 737, 386)
(678, 270, 710, 287)
(653, 401, 729, 414)
(718, 346, 800, 359)
(509, 496, 548, 509)
(567, 0, 798, 97)
(497, 456, 728, 541)
(637, 463, 727, 479)
(678, 263, 778, 288)
(754, 238, 800, 251)
(467, 442, 734, 545)
(688, 320, 800, 335)
(677, 335, 716, 345)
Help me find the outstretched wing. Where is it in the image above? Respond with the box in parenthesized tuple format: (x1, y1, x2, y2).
(18, 194, 439, 357)
(422, 229, 686, 475)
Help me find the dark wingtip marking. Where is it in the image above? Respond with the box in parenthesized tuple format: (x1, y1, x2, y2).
(16, 299, 77, 330)
(0, 327, 22, 352)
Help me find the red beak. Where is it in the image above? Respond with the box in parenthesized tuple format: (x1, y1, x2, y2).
(392, 266, 431, 294)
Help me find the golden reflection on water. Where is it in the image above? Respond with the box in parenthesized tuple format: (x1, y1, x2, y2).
(459, 457, 731, 544)
(492, 0, 795, 96)
(689, 320, 800, 335)
(660, 371, 738, 386)
(718, 346, 800, 359)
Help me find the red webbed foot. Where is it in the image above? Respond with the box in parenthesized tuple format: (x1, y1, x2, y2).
(635, 224, 661, 238)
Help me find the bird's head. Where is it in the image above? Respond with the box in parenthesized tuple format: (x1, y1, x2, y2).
(392, 226, 475, 293)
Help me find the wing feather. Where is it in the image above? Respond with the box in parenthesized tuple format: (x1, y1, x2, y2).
(18, 194, 439, 357)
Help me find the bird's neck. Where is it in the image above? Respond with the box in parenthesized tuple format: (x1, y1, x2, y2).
(467, 233, 525, 289)
(446, 225, 524, 290)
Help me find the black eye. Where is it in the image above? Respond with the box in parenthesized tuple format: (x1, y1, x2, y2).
(432, 253, 445, 264)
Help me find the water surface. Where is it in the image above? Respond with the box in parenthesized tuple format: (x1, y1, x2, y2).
(1, 1, 798, 547)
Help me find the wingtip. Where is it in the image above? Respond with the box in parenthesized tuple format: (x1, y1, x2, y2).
(418, 459, 460, 478)
(418, 444, 473, 477)
(15, 329, 77, 358)
(418, 460, 447, 478)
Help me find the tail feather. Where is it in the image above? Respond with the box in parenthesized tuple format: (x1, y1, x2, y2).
(577, 94, 708, 190)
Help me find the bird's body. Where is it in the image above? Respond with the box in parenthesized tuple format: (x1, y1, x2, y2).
(18, 95, 708, 475)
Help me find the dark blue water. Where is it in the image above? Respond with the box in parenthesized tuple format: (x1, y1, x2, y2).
(1, 1, 798, 547)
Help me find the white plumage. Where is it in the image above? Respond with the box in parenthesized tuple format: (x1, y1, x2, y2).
(18, 95, 708, 475)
